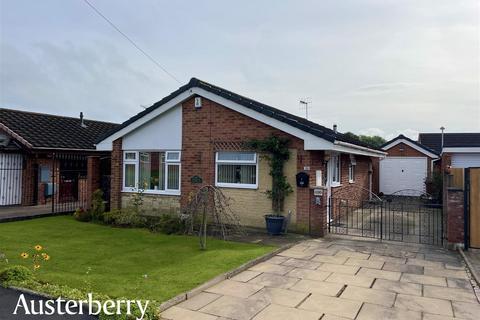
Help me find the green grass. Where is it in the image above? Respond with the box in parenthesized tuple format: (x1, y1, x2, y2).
(0, 216, 274, 302)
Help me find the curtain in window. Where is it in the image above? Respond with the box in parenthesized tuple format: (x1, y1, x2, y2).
(139, 152, 166, 191)
(167, 164, 180, 190)
(124, 164, 136, 188)
(217, 164, 256, 184)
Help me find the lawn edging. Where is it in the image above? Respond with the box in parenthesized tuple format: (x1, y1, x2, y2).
(158, 240, 300, 312)
(458, 248, 480, 286)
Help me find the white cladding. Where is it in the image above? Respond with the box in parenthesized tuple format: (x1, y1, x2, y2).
(451, 153, 480, 168)
(122, 105, 182, 150)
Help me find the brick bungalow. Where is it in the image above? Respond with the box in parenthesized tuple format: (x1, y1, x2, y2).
(96, 78, 385, 235)
(0, 108, 118, 211)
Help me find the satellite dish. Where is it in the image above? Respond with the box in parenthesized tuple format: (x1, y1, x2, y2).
(0, 133, 11, 147)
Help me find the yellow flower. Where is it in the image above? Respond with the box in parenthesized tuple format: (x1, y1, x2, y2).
(20, 252, 29, 259)
(43, 255, 50, 261)
(41, 253, 47, 257)
(34, 264, 41, 270)
(34, 245, 43, 251)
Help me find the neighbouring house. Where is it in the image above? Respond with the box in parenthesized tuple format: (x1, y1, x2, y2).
(0, 108, 119, 212)
(375, 134, 439, 196)
(96, 78, 385, 235)
(419, 132, 480, 248)
(373, 131, 480, 248)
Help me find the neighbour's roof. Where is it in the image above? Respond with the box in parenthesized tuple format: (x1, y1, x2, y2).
(418, 133, 480, 153)
(381, 134, 439, 156)
(0, 108, 120, 150)
(98, 77, 382, 151)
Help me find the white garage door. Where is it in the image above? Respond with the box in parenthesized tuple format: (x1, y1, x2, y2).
(0, 153, 23, 206)
(451, 153, 480, 168)
(380, 157, 427, 196)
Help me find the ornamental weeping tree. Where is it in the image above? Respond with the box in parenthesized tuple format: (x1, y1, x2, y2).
(185, 185, 244, 250)
(247, 135, 293, 214)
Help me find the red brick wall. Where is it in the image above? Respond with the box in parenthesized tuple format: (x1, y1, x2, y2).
(181, 96, 328, 232)
(445, 189, 464, 246)
(331, 154, 372, 202)
(21, 157, 36, 206)
(110, 138, 123, 210)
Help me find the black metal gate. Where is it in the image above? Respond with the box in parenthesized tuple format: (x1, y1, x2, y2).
(328, 197, 443, 246)
(52, 153, 88, 213)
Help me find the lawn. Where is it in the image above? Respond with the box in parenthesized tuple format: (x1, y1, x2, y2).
(0, 216, 275, 302)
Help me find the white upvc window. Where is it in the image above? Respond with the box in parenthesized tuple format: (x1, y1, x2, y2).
(331, 153, 341, 186)
(215, 151, 258, 189)
(123, 150, 181, 195)
(349, 155, 356, 183)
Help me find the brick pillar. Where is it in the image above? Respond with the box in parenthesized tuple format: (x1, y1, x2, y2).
(445, 189, 465, 248)
(21, 157, 36, 206)
(86, 156, 101, 209)
(110, 138, 123, 210)
(310, 188, 327, 236)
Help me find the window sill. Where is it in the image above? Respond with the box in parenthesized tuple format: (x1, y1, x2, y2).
(122, 189, 180, 196)
(216, 183, 258, 190)
(331, 183, 342, 188)
(349, 180, 355, 184)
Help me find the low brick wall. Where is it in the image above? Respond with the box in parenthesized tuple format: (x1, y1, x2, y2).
(121, 193, 181, 215)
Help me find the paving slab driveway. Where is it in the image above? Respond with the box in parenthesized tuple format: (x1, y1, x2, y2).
(161, 237, 480, 320)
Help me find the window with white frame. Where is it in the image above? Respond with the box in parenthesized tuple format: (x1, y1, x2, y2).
(331, 153, 341, 185)
(215, 152, 258, 188)
(348, 155, 356, 183)
(123, 151, 181, 193)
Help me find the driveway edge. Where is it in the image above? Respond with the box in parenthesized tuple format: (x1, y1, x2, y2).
(459, 248, 480, 286)
(158, 240, 300, 312)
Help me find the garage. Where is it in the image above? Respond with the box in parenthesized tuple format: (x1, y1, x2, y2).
(378, 134, 439, 196)
(0, 153, 23, 206)
(380, 157, 427, 195)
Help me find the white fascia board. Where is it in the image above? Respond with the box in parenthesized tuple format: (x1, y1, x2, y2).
(382, 139, 438, 159)
(442, 147, 480, 153)
(95, 90, 194, 151)
(333, 141, 386, 158)
(194, 88, 385, 155)
(95, 85, 384, 156)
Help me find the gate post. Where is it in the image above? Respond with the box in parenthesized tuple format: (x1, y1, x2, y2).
(86, 156, 101, 209)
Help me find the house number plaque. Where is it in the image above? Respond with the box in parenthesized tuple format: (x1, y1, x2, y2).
(191, 175, 203, 184)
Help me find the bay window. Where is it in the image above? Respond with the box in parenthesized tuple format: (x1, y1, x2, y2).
(215, 152, 258, 189)
(123, 151, 180, 194)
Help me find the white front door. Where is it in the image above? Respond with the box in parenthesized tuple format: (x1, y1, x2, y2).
(379, 157, 427, 195)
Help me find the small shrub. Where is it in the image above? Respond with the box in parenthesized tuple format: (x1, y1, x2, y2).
(0, 265, 34, 285)
(74, 207, 91, 222)
(91, 189, 105, 221)
(148, 213, 186, 235)
(102, 208, 146, 228)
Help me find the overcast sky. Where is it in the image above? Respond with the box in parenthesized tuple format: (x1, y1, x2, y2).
(1, 0, 479, 140)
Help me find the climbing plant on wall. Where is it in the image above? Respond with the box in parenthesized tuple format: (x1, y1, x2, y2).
(247, 135, 293, 214)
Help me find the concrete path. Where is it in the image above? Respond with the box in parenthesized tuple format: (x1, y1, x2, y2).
(161, 236, 480, 320)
